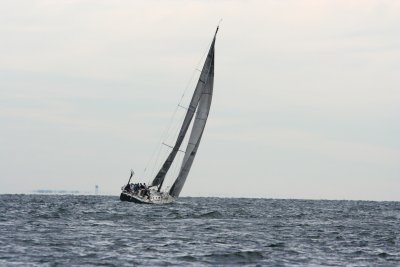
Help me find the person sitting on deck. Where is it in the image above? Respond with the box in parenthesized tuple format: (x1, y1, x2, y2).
(124, 183, 131, 192)
(144, 187, 150, 199)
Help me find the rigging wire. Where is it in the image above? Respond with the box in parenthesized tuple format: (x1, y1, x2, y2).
(143, 108, 178, 173)
(142, 28, 217, 187)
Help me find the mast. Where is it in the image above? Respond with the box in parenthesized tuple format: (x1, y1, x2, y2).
(150, 28, 218, 191)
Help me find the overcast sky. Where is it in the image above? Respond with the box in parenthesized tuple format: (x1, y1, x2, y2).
(1, 0, 399, 201)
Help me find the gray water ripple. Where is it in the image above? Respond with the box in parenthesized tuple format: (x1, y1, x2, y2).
(0, 195, 399, 266)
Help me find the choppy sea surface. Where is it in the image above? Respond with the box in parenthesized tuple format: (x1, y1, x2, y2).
(0, 195, 399, 266)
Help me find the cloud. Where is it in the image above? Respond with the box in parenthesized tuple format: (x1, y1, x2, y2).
(0, 0, 399, 200)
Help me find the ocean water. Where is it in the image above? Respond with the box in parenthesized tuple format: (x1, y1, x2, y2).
(0, 195, 399, 266)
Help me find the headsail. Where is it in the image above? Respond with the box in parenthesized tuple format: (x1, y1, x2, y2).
(169, 51, 214, 197)
(150, 28, 218, 191)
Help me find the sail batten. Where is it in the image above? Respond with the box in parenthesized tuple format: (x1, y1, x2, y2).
(150, 29, 217, 194)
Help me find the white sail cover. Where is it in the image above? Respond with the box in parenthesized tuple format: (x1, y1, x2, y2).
(151, 29, 218, 190)
(169, 35, 215, 197)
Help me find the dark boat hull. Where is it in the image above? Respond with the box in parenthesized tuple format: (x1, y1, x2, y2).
(120, 190, 175, 204)
(119, 192, 151, 204)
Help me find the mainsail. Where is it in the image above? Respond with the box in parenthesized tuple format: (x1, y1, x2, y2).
(169, 56, 214, 197)
(150, 27, 218, 192)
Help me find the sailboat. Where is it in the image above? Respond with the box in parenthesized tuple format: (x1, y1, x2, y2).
(120, 27, 218, 204)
